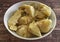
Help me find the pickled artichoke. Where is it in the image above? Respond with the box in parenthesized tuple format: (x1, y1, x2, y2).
(18, 16, 32, 25)
(8, 10, 21, 31)
(35, 10, 46, 19)
(19, 4, 35, 17)
(16, 25, 32, 38)
(38, 3, 51, 16)
(36, 19, 52, 33)
(29, 21, 42, 36)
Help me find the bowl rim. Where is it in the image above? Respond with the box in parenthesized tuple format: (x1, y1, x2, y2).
(4, 1, 56, 40)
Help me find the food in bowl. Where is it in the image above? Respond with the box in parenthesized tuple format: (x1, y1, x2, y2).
(8, 2, 52, 38)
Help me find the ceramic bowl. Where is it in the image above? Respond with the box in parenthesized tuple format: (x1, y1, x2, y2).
(4, 1, 56, 40)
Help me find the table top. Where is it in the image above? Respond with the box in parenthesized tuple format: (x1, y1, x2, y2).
(0, 0, 60, 42)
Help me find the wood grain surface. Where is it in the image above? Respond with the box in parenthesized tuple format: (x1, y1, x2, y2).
(0, 0, 60, 42)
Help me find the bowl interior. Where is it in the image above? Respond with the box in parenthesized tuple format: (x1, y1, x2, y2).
(4, 1, 56, 40)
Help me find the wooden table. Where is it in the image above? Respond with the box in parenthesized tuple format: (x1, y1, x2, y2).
(0, 0, 60, 42)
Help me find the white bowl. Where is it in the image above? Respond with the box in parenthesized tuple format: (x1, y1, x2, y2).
(4, 1, 56, 40)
